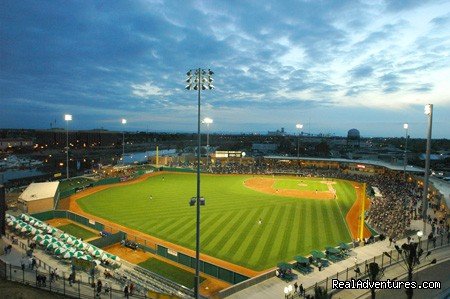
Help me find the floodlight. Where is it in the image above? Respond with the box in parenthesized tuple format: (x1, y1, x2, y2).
(64, 114, 72, 121)
(122, 119, 127, 124)
(403, 123, 408, 129)
(203, 117, 213, 124)
(296, 123, 303, 129)
(417, 231, 423, 238)
(424, 104, 432, 115)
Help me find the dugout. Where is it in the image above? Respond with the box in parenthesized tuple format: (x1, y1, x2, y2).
(17, 182, 59, 214)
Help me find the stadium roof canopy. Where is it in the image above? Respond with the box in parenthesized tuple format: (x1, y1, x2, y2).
(263, 156, 425, 173)
(19, 182, 59, 202)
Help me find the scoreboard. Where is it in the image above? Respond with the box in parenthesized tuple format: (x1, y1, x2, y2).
(215, 151, 243, 158)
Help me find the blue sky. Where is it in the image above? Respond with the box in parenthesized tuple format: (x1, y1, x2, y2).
(1, 0, 449, 138)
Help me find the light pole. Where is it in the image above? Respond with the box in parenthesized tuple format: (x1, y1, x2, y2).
(121, 119, 127, 165)
(396, 242, 429, 299)
(422, 104, 433, 235)
(202, 117, 213, 167)
(417, 230, 423, 249)
(64, 114, 72, 179)
(403, 123, 409, 181)
(296, 123, 303, 158)
(186, 68, 214, 299)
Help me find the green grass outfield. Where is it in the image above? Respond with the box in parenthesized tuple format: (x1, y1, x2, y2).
(58, 223, 97, 240)
(77, 173, 357, 271)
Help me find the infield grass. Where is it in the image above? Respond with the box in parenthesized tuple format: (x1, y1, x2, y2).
(77, 173, 356, 271)
(273, 178, 329, 191)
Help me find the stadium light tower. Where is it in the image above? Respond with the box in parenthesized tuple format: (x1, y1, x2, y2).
(296, 123, 303, 158)
(422, 104, 433, 235)
(64, 114, 72, 179)
(403, 123, 409, 181)
(202, 117, 213, 167)
(121, 119, 127, 165)
(186, 68, 214, 299)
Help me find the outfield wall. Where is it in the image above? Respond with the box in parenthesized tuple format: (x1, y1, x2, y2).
(32, 210, 106, 232)
(156, 245, 248, 285)
(89, 231, 126, 248)
(31, 209, 247, 284)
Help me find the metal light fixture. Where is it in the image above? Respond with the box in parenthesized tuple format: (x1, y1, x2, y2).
(121, 119, 127, 165)
(186, 68, 214, 299)
(202, 117, 213, 168)
(64, 114, 72, 179)
(296, 123, 303, 158)
(403, 123, 409, 181)
(422, 104, 433, 235)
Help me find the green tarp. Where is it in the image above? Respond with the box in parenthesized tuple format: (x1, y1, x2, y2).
(326, 247, 340, 254)
(294, 256, 310, 264)
(277, 262, 293, 270)
(340, 242, 350, 250)
(311, 250, 326, 259)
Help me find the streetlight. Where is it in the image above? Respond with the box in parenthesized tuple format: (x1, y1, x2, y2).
(202, 117, 213, 167)
(186, 68, 214, 299)
(121, 119, 127, 165)
(417, 230, 423, 248)
(422, 104, 433, 235)
(403, 123, 409, 181)
(395, 241, 429, 299)
(64, 114, 72, 179)
(296, 123, 303, 158)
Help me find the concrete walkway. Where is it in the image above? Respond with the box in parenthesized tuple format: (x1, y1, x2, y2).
(1, 232, 193, 298)
(227, 220, 448, 299)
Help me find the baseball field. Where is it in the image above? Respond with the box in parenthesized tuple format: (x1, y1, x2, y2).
(75, 173, 358, 271)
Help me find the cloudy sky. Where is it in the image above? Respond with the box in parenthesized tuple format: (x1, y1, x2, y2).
(1, 0, 450, 138)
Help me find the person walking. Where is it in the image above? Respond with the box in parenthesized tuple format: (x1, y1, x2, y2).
(129, 282, 134, 295)
(96, 280, 102, 297)
(124, 284, 129, 299)
(294, 281, 298, 293)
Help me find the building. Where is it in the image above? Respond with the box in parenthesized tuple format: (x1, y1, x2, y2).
(347, 129, 360, 147)
(17, 182, 60, 214)
(268, 127, 286, 136)
(0, 138, 33, 150)
(252, 143, 278, 155)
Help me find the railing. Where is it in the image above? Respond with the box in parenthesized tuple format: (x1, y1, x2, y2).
(0, 261, 152, 299)
(295, 234, 450, 298)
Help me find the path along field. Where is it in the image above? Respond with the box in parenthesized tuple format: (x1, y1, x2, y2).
(69, 172, 360, 272)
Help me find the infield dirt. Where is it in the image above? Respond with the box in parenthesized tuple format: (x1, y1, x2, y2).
(244, 177, 335, 200)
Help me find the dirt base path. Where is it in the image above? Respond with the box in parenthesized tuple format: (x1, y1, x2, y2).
(345, 182, 372, 240)
(66, 172, 262, 279)
(244, 177, 335, 200)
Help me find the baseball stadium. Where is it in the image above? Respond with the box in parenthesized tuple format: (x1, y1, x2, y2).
(3, 153, 449, 299)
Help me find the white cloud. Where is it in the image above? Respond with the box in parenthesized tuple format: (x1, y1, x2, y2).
(130, 82, 172, 98)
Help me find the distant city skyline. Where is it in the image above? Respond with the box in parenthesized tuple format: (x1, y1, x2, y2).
(1, 1, 450, 138)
